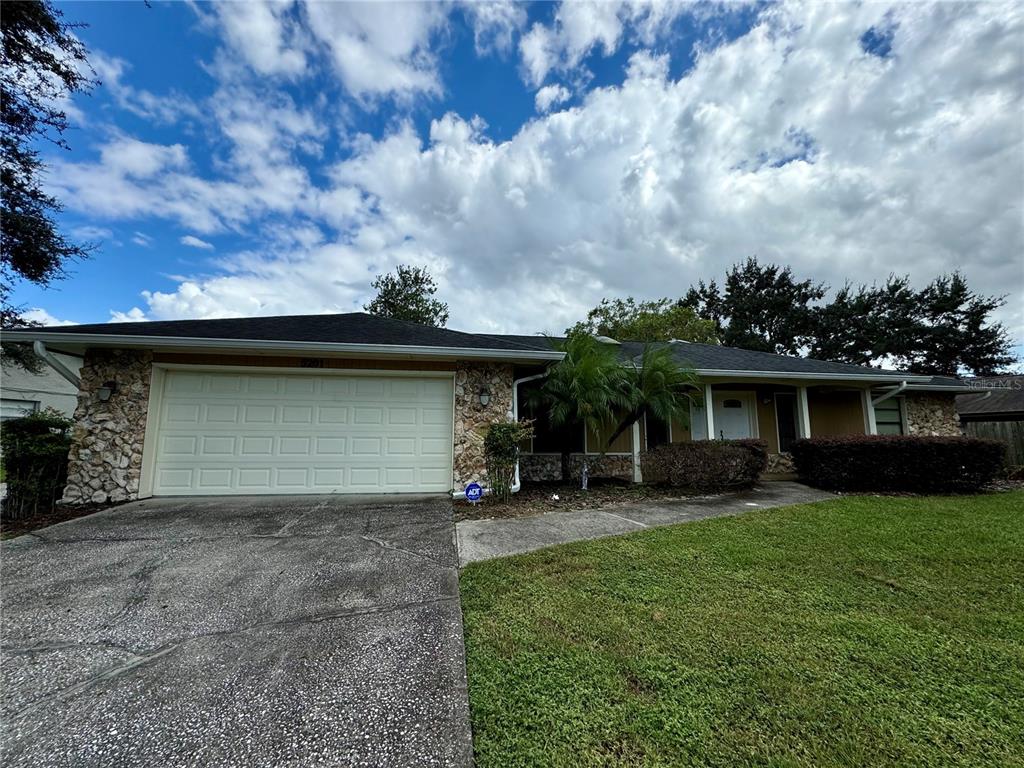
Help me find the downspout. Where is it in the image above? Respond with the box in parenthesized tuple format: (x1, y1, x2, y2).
(872, 380, 908, 407)
(32, 341, 81, 388)
(510, 371, 548, 494)
(451, 369, 549, 500)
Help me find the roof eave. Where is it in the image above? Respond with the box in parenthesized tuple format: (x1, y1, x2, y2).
(694, 368, 931, 383)
(904, 383, 999, 394)
(2, 330, 565, 363)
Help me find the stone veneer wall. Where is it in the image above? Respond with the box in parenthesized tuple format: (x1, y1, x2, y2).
(452, 362, 514, 489)
(764, 452, 796, 474)
(519, 453, 633, 482)
(903, 393, 961, 436)
(62, 349, 153, 505)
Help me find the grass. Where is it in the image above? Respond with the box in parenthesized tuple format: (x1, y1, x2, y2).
(460, 492, 1024, 767)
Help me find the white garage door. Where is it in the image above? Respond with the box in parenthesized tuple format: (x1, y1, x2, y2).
(151, 370, 454, 495)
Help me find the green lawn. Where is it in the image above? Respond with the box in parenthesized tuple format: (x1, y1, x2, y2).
(460, 492, 1024, 767)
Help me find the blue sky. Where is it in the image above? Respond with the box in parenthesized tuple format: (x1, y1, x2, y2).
(15, 1, 1023, 357)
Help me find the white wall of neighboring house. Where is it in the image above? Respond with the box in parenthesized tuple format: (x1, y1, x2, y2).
(1, 353, 83, 421)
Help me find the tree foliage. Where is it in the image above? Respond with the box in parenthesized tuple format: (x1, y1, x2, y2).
(528, 334, 700, 485)
(606, 344, 700, 447)
(527, 333, 629, 482)
(483, 420, 534, 503)
(682, 258, 1013, 375)
(568, 297, 718, 343)
(1, 0, 96, 369)
(364, 265, 449, 327)
(682, 258, 826, 355)
(0, 407, 73, 520)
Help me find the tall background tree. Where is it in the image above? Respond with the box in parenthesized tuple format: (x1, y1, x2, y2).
(364, 264, 449, 327)
(682, 258, 826, 355)
(2, 0, 95, 369)
(680, 258, 1013, 376)
(567, 297, 718, 343)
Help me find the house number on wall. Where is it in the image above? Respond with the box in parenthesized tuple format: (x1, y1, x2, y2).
(300, 358, 326, 368)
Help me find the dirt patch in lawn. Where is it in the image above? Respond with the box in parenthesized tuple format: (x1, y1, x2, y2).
(1, 502, 120, 540)
(453, 478, 714, 521)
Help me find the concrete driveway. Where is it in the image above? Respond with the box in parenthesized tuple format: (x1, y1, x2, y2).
(1, 495, 472, 767)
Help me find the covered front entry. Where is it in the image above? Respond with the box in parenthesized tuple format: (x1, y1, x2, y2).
(146, 369, 455, 495)
(690, 391, 758, 441)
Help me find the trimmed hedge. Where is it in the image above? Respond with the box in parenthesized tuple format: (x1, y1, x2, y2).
(789, 435, 1007, 493)
(641, 439, 768, 492)
(0, 409, 73, 521)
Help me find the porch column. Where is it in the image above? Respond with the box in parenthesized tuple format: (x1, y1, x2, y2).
(796, 385, 811, 439)
(704, 383, 715, 440)
(861, 388, 878, 435)
(631, 421, 643, 483)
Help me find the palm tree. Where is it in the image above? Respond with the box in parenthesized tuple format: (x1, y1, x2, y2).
(527, 334, 629, 483)
(605, 344, 701, 449)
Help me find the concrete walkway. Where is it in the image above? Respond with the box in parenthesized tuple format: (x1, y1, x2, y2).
(457, 481, 834, 566)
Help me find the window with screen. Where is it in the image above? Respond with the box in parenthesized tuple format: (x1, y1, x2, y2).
(519, 389, 585, 453)
(646, 415, 670, 449)
(873, 398, 904, 435)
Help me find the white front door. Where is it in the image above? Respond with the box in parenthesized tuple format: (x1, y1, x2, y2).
(690, 392, 756, 440)
(713, 393, 754, 440)
(150, 370, 454, 495)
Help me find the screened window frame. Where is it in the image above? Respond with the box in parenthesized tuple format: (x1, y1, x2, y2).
(873, 396, 906, 435)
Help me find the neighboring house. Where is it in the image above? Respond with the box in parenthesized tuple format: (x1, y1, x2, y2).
(4, 313, 977, 504)
(1, 352, 83, 421)
(957, 375, 1024, 466)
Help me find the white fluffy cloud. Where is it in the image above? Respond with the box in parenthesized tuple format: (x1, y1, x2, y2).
(520, 0, 696, 86)
(91, 51, 200, 123)
(23, 309, 78, 327)
(57, 2, 1024, 343)
(462, 0, 528, 55)
(180, 235, 214, 250)
(202, 1, 449, 100)
(211, 1, 308, 77)
(304, 2, 448, 100)
(535, 84, 571, 112)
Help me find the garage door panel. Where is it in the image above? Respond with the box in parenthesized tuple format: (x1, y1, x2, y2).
(317, 406, 348, 423)
(152, 371, 454, 495)
(282, 405, 313, 424)
(242, 404, 277, 424)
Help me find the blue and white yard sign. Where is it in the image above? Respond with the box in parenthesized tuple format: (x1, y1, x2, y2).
(464, 482, 483, 503)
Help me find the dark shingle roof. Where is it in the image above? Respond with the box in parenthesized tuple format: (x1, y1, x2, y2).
(657, 340, 911, 377)
(25, 312, 547, 353)
(483, 334, 915, 378)
(957, 375, 1024, 416)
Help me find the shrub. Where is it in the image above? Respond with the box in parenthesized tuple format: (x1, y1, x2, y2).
(0, 409, 73, 520)
(789, 435, 1007, 493)
(641, 439, 768, 492)
(484, 420, 535, 503)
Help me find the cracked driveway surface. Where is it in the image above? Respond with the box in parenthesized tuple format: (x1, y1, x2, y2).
(1, 495, 472, 767)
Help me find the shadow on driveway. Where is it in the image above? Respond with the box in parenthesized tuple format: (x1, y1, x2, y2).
(1, 494, 472, 767)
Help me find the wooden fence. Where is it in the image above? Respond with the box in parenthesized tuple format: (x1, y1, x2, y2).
(963, 420, 1024, 467)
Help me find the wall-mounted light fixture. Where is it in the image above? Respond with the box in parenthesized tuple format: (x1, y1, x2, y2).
(478, 387, 491, 407)
(97, 381, 118, 402)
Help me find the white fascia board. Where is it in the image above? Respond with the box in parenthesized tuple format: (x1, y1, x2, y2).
(694, 368, 931, 383)
(899, 383, 999, 394)
(1, 330, 564, 362)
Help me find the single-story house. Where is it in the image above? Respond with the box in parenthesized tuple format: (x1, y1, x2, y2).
(4, 313, 978, 504)
(957, 375, 1024, 466)
(1, 351, 83, 421)
(957, 375, 1024, 423)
